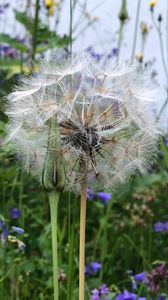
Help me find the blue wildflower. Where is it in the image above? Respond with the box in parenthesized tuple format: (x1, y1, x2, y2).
(134, 271, 148, 282)
(85, 261, 101, 275)
(87, 189, 112, 204)
(115, 290, 146, 300)
(157, 296, 166, 300)
(11, 226, 24, 234)
(9, 207, 21, 219)
(90, 262, 102, 273)
(97, 192, 112, 204)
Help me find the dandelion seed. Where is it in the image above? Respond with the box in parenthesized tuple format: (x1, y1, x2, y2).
(4, 53, 159, 191)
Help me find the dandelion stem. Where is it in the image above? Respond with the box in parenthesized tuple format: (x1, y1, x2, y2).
(116, 22, 124, 64)
(79, 180, 87, 300)
(69, 0, 73, 54)
(32, 0, 40, 61)
(49, 191, 60, 300)
(131, 0, 142, 64)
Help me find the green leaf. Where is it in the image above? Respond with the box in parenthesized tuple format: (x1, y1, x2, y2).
(160, 137, 168, 167)
(14, 10, 70, 53)
(14, 10, 34, 34)
(36, 35, 70, 52)
(0, 33, 28, 52)
(0, 58, 21, 68)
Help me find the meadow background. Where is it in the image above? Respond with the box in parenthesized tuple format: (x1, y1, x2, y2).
(0, 0, 168, 299)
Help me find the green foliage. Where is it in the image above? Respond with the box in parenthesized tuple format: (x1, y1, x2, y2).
(14, 10, 70, 52)
(0, 34, 28, 52)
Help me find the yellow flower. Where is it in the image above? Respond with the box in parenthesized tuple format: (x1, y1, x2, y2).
(45, 0, 60, 16)
(45, 0, 54, 7)
(135, 52, 144, 63)
(149, 0, 157, 8)
(140, 22, 149, 35)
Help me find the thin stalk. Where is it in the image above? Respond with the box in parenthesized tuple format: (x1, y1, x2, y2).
(69, 0, 73, 54)
(131, 0, 142, 64)
(99, 199, 113, 281)
(166, 1, 168, 69)
(31, 0, 40, 61)
(151, 12, 168, 116)
(79, 181, 87, 300)
(67, 193, 75, 300)
(116, 22, 124, 64)
(49, 191, 60, 300)
(20, 50, 24, 73)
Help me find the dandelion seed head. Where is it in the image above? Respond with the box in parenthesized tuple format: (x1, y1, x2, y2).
(4, 53, 159, 191)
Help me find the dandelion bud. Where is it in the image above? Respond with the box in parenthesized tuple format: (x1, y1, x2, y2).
(158, 14, 162, 22)
(118, 0, 128, 23)
(41, 117, 65, 192)
(140, 22, 149, 35)
(149, 0, 157, 12)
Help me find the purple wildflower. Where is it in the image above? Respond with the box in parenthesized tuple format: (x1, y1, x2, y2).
(91, 289, 100, 300)
(0, 3, 9, 14)
(115, 290, 146, 300)
(91, 285, 109, 300)
(97, 192, 112, 204)
(85, 261, 101, 275)
(157, 296, 166, 300)
(107, 48, 118, 59)
(164, 137, 168, 147)
(154, 221, 168, 232)
(9, 207, 21, 219)
(134, 271, 148, 282)
(90, 262, 101, 273)
(0, 45, 18, 58)
(99, 284, 109, 295)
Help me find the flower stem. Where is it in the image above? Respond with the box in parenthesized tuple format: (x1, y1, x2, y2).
(131, 0, 142, 64)
(49, 191, 60, 300)
(32, 0, 40, 61)
(79, 181, 87, 300)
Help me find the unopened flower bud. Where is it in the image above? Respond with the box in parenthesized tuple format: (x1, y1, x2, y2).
(119, 0, 128, 23)
(42, 117, 65, 192)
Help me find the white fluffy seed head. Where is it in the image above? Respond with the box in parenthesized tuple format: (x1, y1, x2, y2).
(4, 53, 159, 191)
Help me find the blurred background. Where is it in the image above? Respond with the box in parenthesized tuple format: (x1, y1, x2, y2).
(1, 1, 168, 299)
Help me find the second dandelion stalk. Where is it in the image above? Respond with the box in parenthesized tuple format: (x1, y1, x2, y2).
(79, 180, 87, 300)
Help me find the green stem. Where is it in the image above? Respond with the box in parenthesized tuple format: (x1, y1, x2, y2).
(116, 22, 124, 64)
(49, 191, 60, 300)
(131, 0, 141, 64)
(69, 0, 73, 54)
(67, 193, 75, 300)
(79, 181, 87, 300)
(99, 199, 113, 280)
(32, 0, 40, 61)
(151, 11, 168, 117)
